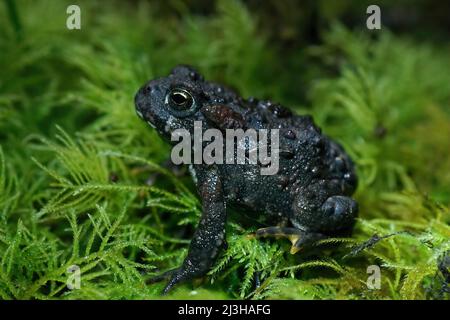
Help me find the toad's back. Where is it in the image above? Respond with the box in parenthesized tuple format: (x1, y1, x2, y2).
(218, 98, 358, 232)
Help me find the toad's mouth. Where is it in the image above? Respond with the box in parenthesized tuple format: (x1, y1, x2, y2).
(135, 105, 156, 129)
(147, 120, 156, 129)
(134, 89, 158, 129)
(136, 109, 157, 130)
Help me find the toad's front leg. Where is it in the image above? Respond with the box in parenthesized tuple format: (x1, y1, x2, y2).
(162, 166, 226, 294)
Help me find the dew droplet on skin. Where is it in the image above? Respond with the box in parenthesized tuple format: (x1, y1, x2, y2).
(334, 157, 345, 171)
(284, 130, 296, 140)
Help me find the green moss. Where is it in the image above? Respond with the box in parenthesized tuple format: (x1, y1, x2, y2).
(0, 0, 449, 300)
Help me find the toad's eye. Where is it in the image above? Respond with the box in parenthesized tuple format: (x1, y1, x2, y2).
(168, 89, 194, 110)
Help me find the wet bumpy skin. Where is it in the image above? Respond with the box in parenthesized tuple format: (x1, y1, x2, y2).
(135, 65, 358, 293)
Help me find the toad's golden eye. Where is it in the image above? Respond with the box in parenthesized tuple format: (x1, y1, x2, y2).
(168, 88, 194, 110)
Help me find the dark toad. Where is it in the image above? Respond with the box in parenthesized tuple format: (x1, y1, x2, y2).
(134, 65, 358, 293)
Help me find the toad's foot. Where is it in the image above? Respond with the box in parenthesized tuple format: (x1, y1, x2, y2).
(252, 226, 325, 254)
(147, 269, 174, 285)
(146, 268, 194, 295)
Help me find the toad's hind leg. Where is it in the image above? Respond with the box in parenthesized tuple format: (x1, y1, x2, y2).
(293, 185, 358, 236)
(319, 195, 358, 233)
(252, 227, 325, 254)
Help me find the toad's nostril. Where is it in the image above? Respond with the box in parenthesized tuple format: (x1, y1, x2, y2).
(143, 84, 152, 94)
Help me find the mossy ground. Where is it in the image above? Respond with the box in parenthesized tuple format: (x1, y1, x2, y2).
(0, 0, 449, 300)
